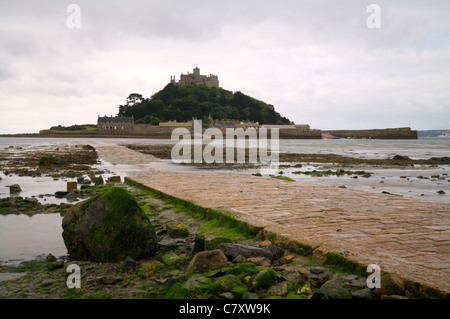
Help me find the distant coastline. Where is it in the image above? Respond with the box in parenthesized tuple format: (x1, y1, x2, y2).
(0, 126, 426, 140)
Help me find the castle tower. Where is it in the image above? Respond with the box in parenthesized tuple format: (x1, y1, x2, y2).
(193, 67, 200, 76)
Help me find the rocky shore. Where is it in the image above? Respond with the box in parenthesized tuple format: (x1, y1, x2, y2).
(1, 142, 448, 299)
(1, 182, 409, 299)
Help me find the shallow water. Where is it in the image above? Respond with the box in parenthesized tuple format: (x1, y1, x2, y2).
(1, 136, 450, 159)
(0, 214, 66, 266)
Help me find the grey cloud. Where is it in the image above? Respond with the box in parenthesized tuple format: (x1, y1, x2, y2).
(0, 0, 449, 133)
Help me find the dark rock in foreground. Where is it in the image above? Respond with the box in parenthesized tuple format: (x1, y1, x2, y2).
(312, 275, 373, 299)
(8, 184, 22, 194)
(217, 243, 275, 261)
(62, 186, 157, 262)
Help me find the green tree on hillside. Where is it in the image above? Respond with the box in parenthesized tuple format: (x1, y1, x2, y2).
(117, 83, 293, 125)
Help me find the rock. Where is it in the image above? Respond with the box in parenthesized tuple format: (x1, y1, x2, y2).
(8, 184, 21, 194)
(46, 261, 64, 271)
(267, 245, 284, 260)
(183, 274, 210, 290)
(166, 222, 189, 238)
(82, 144, 95, 151)
(312, 248, 327, 264)
(67, 182, 77, 193)
(185, 249, 228, 275)
(41, 279, 56, 287)
(24, 197, 38, 204)
(54, 158, 67, 166)
(219, 292, 234, 299)
(298, 283, 313, 296)
(232, 255, 246, 263)
(312, 279, 352, 299)
(170, 270, 181, 277)
(99, 276, 119, 285)
(206, 236, 233, 250)
(55, 191, 68, 198)
(39, 156, 66, 166)
(217, 243, 274, 261)
(247, 257, 271, 267)
(303, 266, 332, 288)
(260, 240, 272, 247)
(251, 268, 277, 290)
(107, 176, 121, 183)
(95, 176, 104, 185)
(374, 273, 405, 297)
(282, 254, 294, 264)
(231, 287, 248, 298)
(122, 256, 137, 270)
(338, 275, 367, 291)
(192, 234, 206, 254)
(313, 275, 372, 299)
(351, 288, 373, 299)
(66, 190, 79, 201)
(393, 155, 411, 161)
(46, 253, 57, 262)
(139, 262, 156, 278)
(158, 238, 178, 252)
(214, 274, 242, 293)
(267, 281, 288, 296)
(175, 238, 187, 245)
(309, 266, 326, 274)
(62, 186, 158, 262)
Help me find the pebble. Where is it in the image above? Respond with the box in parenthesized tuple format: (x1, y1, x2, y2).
(282, 255, 294, 264)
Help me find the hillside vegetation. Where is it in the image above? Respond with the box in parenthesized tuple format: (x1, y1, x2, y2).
(117, 83, 292, 125)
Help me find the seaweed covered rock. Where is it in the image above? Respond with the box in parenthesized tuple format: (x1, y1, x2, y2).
(39, 156, 66, 166)
(251, 268, 277, 290)
(62, 186, 157, 262)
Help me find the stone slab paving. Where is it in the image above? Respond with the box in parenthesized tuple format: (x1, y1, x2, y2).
(132, 173, 450, 295)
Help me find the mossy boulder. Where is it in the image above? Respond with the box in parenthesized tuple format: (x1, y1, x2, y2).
(62, 186, 157, 262)
(251, 268, 277, 290)
(95, 176, 104, 185)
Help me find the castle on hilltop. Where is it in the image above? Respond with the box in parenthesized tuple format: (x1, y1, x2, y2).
(170, 66, 219, 88)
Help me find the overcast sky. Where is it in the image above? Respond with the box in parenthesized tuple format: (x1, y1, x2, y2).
(0, 0, 449, 133)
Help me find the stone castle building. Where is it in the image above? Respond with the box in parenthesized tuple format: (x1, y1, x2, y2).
(170, 66, 219, 88)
